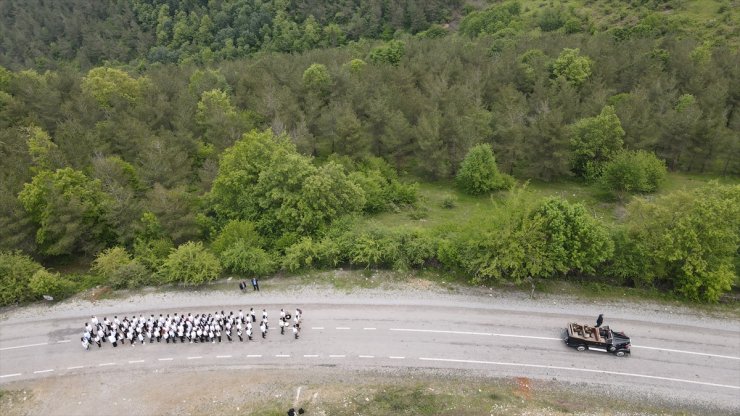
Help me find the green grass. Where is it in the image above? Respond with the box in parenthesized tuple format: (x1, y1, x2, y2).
(512, 0, 739, 48)
(363, 172, 738, 233)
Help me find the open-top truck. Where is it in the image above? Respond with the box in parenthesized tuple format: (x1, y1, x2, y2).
(563, 322, 631, 357)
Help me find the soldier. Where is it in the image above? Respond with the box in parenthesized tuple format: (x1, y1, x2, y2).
(260, 321, 267, 339)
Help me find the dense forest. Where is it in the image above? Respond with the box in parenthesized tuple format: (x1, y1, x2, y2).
(0, 0, 738, 305)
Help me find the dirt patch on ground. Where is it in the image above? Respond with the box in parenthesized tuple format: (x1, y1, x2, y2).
(1, 367, 723, 416)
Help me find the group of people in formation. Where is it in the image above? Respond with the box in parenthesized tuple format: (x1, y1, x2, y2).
(81, 307, 303, 350)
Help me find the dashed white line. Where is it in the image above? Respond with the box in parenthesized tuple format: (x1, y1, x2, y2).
(329, 354, 345, 358)
(247, 354, 262, 358)
(56, 340, 71, 344)
(66, 366, 83, 370)
(303, 354, 319, 358)
(158, 358, 173, 361)
(216, 355, 232, 358)
(390, 328, 492, 337)
(0, 373, 21, 378)
(392, 327, 739, 360)
(128, 360, 145, 364)
(631, 345, 740, 360)
(0, 342, 49, 351)
(490, 332, 561, 341)
(363, 327, 376, 330)
(311, 327, 324, 330)
(418, 357, 740, 390)
(276, 354, 290, 357)
(389, 356, 405, 359)
(98, 363, 116, 367)
(33, 369, 54, 374)
(358, 355, 374, 358)
(187, 356, 202, 360)
(335, 327, 350, 330)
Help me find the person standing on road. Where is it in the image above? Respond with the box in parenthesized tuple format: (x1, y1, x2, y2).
(596, 314, 604, 327)
(292, 324, 299, 339)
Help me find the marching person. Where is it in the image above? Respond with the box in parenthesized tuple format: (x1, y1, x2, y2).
(81, 336, 90, 350)
(292, 324, 299, 339)
(260, 321, 267, 339)
(250, 308, 256, 323)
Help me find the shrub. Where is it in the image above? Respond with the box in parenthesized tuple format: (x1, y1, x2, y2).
(220, 242, 276, 276)
(456, 144, 514, 195)
(160, 241, 222, 285)
(281, 236, 340, 272)
(28, 269, 76, 300)
(210, 220, 262, 254)
(441, 194, 457, 209)
(601, 150, 667, 197)
(108, 261, 154, 289)
(133, 237, 174, 271)
(0, 251, 43, 305)
(92, 246, 132, 277)
(349, 228, 401, 268)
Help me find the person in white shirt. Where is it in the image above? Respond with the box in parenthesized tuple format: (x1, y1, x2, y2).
(81, 337, 90, 350)
(260, 322, 267, 339)
(292, 325, 299, 339)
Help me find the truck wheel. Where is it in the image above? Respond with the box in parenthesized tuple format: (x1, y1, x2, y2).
(615, 351, 626, 357)
(576, 345, 586, 352)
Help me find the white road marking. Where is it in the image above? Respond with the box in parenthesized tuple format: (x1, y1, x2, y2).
(358, 355, 374, 358)
(66, 366, 83, 370)
(276, 354, 290, 357)
(418, 357, 740, 390)
(33, 369, 54, 374)
(56, 340, 71, 344)
(158, 358, 173, 361)
(98, 363, 115, 367)
(392, 327, 740, 360)
(0, 373, 21, 378)
(303, 354, 319, 358)
(247, 354, 262, 358)
(631, 345, 740, 360)
(187, 356, 202, 360)
(490, 332, 561, 341)
(336, 327, 350, 330)
(329, 355, 345, 358)
(312, 327, 324, 330)
(363, 328, 376, 330)
(0, 342, 48, 351)
(216, 355, 232, 358)
(389, 356, 405, 359)
(128, 360, 145, 364)
(390, 328, 491, 337)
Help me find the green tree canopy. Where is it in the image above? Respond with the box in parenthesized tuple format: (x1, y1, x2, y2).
(456, 143, 514, 195)
(18, 168, 113, 256)
(81, 67, 147, 108)
(210, 129, 364, 238)
(570, 106, 625, 180)
(624, 183, 739, 302)
(552, 48, 593, 87)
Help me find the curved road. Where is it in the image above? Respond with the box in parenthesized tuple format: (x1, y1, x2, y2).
(1, 289, 739, 412)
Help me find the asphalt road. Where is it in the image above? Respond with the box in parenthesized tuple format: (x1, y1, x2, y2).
(1, 287, 739, 412)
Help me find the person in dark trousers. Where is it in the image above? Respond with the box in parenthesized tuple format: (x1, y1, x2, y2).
(252, 277, 260, 291)
(595, 314, 604, 327)
(239, 281, 246, 292)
